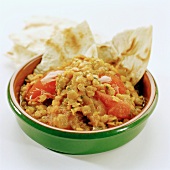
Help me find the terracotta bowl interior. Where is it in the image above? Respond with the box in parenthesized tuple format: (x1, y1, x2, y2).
(10, 55, 156, 133)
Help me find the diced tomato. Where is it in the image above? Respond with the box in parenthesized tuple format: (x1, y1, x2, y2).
(110, 74, 126, 94)
(95, 91, 131, 119)
(95, 91, 115, 108)
(25, 79, 56, 101)
(107, 101, 131, 119)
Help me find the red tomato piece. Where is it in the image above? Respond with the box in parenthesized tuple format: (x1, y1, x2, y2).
(95, 91, 131, 119)
(95, 91, 115, 108)
(110, 74, 126, 94)
(26, 80, 56, 101)
(107, 101, 131, 119)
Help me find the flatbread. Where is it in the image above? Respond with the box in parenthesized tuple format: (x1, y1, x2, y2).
(6, 16, 77, 66)
(97, 26, 152, 85)
(35, 21, 98, 73)
(6, 17, 152, 85)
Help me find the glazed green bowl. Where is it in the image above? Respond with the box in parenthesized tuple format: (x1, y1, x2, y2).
(7, 56, 158, 155)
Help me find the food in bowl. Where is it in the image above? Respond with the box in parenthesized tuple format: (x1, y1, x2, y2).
(14, 20, 152, 132)
(20, 55, 146, 131)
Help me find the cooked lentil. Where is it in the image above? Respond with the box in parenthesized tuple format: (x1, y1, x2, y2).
(20, 56, 145, 131)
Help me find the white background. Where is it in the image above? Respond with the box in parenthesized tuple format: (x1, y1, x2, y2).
(0, 0, 170, 169)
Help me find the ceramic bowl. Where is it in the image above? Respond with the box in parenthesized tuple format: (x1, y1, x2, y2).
(7, 55, 158, 155)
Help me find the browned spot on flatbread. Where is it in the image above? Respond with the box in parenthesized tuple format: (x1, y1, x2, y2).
(126, 38, 136, 53)
(78, 31, 84, 39)
(145, 48, 149, 54)
(145, 48, 151, 62)
(46, 39, 66, 63)
(122, 38, 138, 56)
(46, 39, 61, 51)
(63, 28, 80, 53)
(136, 54, 143, 61)
(109, 57, 121, 66)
